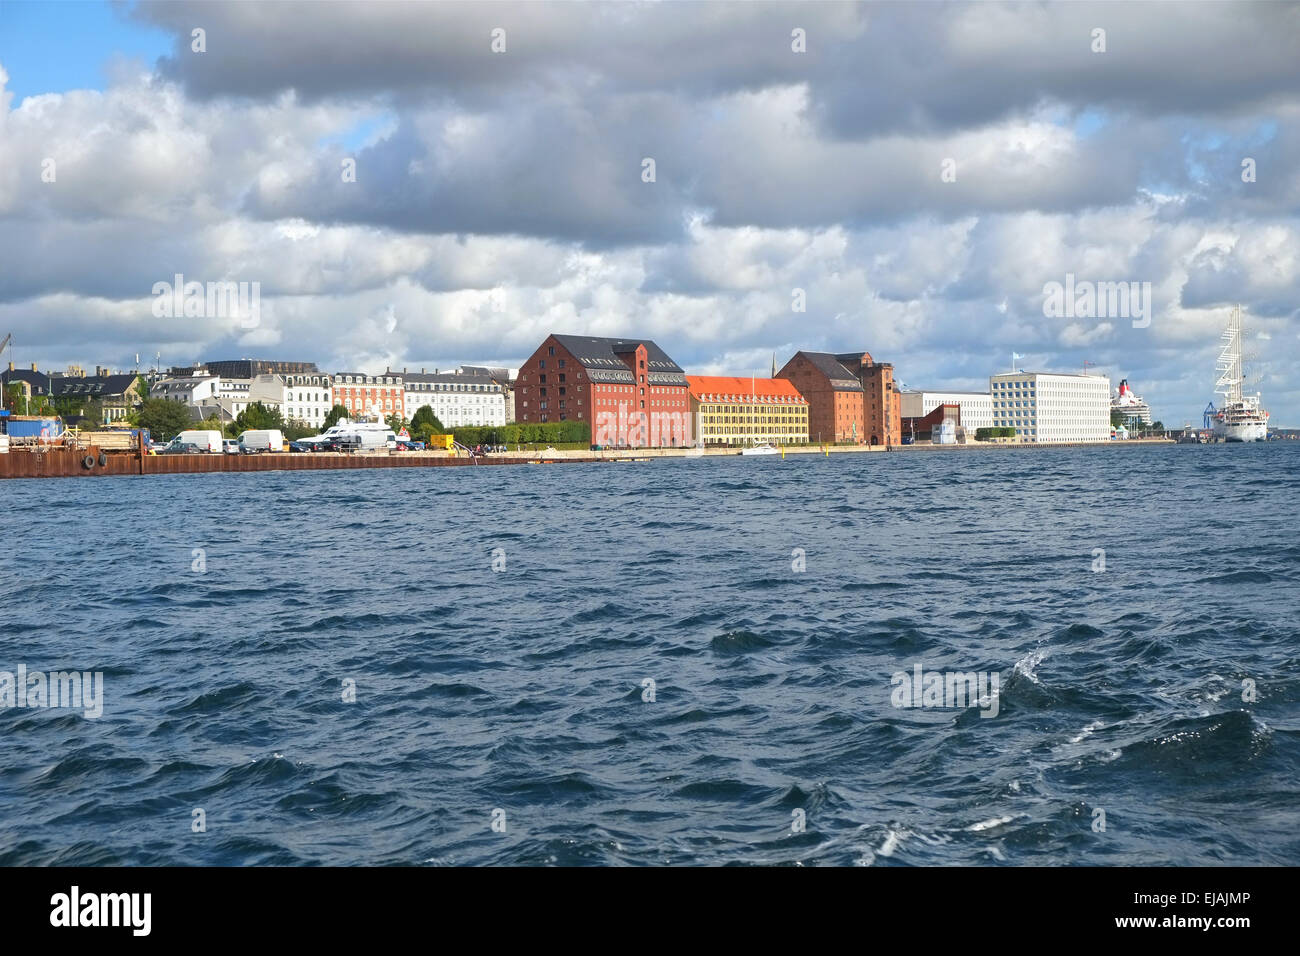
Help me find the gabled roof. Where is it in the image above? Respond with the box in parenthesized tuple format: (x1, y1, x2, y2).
(550, 334, 688, 386)
(51, 374, 139, 398)
(790, 352, 864, 391)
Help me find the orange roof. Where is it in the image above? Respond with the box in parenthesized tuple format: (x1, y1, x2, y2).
(687, 375, 807, 403)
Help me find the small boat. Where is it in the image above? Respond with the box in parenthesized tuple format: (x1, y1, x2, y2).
(741, 441, 780, 456)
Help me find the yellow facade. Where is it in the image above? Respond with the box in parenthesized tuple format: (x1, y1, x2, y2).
(692, 397, 809, 445)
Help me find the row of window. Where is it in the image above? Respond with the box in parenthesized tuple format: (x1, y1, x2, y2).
(701, 415, 807, 425)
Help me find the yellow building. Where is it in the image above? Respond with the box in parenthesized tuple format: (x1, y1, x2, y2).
(688, 376, 810, 446)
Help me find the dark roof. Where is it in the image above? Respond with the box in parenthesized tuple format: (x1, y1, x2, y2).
(550, 334, 687, 386)
(51, 374, 139, 398)
(793, 352, 864, 391)
(460, 365, 513, 383)
(403, 372, 499, 389)
(0, 370, 52, 393)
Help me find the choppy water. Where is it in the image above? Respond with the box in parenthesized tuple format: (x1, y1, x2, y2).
(1, 443, 1297, 866)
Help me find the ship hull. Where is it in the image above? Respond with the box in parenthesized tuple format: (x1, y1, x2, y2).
(1213, 420, 1268, 442)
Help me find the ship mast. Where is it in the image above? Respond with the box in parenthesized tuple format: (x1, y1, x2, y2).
(1215, 305, 1244, 403)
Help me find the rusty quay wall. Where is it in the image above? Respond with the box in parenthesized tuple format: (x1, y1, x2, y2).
(0, 448, 597, 481)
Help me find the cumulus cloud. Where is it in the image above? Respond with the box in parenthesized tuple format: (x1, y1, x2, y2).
(0, 1, 1297, 424)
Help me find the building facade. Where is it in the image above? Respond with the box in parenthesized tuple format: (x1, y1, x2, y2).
(461, 366, 518, 422)
(515, 334, 690, 446)
(403, 369, 508, 428)
(990, 371, 1111, 442)
(332, 371, 405, 420)
(830, 352, 900, 446)
(280, 371, 334, 428)
(687, 376, 809, 446)
(775, 351, 866, 443)
(900, 390, 993, 432)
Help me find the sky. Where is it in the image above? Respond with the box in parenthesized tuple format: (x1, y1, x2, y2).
(1, 1, 1298, 426)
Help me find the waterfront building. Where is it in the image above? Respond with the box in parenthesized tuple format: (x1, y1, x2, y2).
(687, 375, 809, 446)
(989, 371, 1111, 443)
(461, 366, 518, 422)
(900, 390, 993, 432)
(403, 368, 507, 428)
(834, 352, 901, 447)
(1111, 379, 1152, 428)
(902, 402, 962, 442)
(774, 352, 866, 444)
(278, 371, 334, 428)
(515, 334, 691, 446)
(332, 371, 405, 420)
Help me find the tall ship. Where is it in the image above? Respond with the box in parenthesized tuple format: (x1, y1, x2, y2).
(1210, 306, 1269, 442)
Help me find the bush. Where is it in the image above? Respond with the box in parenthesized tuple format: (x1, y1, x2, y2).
(449, 421, 590, 447)
(974, 427, 1017, 441)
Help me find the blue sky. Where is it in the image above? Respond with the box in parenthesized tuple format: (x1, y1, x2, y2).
(0, 1, 170, 101)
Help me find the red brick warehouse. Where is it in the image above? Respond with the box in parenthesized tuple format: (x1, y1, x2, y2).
(776, 350, 901, 445)
(515, 334, 691, 446)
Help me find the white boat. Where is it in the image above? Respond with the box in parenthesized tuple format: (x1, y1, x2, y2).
(1210, 306, 1269, 442)
(741, 441, 780, 456)
(295, 418, 397, 450)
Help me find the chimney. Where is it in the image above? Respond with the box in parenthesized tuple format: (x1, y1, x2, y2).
(31, 362, 38, 372)
(421, 368, 425, 374)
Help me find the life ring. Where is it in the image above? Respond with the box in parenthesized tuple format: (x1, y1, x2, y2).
(82, 455, 95, 470)
(98, 452, 108, 467)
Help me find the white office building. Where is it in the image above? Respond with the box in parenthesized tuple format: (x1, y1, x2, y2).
(403, 369, 508, 428)
(899, 390, 993, 431)
(989, 371, 1111, 443)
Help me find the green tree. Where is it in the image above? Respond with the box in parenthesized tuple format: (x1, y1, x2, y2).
(385, 413, 407, 434)
(410, 405, 445, 432)
(136, 398, 194, 440)
(78, 399, 103, 428)
(233, 401, 286, 433)
(1110, 409, 1125, 429)
(322, 404, 351, 429)
(132, 375, 149, 403)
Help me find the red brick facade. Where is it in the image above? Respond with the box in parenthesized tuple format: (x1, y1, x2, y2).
(775, 353, 866, 443)
(515, 334, 691, 446)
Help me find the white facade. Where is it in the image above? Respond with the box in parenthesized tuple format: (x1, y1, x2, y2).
(989, 372, 1111, 443)
(279, 372, 334, 428)
(403, 370, 507, 427)
(153, 375, 218, 405)
(900, 390, 993, 431)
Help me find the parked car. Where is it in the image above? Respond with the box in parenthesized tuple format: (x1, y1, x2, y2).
(223, 439, 240, 454)
(159, 442, 204, 455)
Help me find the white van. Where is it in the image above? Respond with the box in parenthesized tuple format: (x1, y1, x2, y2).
(164, 429, 223, 453)
(238, 429, 285, 453)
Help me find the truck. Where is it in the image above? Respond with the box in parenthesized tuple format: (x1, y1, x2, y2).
(237, 429, 286, 453)
(162, 429, 223, 453)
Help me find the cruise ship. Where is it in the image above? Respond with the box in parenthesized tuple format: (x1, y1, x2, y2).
(1210, 306, 1269, 442)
